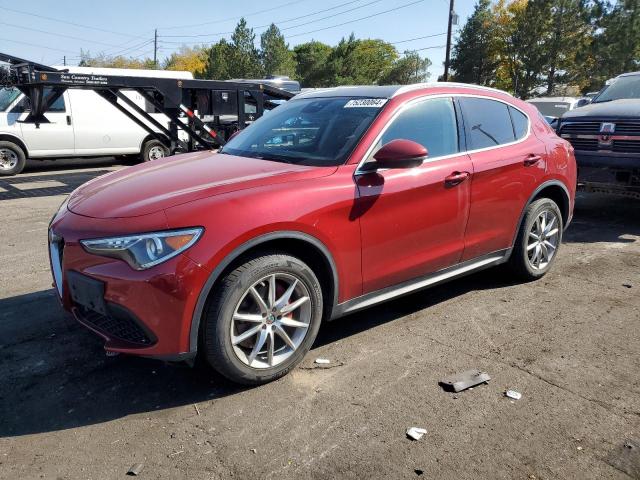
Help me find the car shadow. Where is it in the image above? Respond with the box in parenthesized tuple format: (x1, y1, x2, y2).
(0, 267, 518, 438)
(564, 192, 640, 244)
(0, 170, 114, 200)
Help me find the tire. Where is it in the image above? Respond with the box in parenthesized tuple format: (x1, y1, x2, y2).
(0, 141, 26, 176)
(140, 139, 169, 162)
(203, 253, 324, 385)
(508, 198, 563, 280)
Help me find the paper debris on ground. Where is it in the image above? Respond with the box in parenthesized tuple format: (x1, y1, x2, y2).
(406, 427, 427, 441)
(314, 358, 331, 364)
(505, 390, 522, 400)
(439, 369, 491, 392)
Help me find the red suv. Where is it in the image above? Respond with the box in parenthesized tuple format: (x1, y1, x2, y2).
(49, 84, 576, 384)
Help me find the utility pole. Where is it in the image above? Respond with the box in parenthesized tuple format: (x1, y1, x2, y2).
(153, 29, 158, 68)
(443, 0, 455, 81)
(63, 56, 66, 66)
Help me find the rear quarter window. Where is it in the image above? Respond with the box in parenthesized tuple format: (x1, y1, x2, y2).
(509, 106, 529, 140)
(459, 97, 516, 149)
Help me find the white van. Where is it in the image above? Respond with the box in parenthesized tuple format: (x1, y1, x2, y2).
(0, 66, 193, 176)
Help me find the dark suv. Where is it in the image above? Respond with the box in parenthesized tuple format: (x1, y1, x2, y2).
(558, 72, 640, 198)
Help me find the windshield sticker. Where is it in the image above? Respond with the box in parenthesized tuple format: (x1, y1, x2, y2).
(344, 98, 388, 108)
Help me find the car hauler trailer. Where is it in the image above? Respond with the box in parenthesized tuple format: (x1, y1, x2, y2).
(0, 53, 294, 175)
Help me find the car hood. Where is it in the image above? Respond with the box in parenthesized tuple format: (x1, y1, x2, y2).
(68, 151, 334, 219)
(561, 99, 640, 120)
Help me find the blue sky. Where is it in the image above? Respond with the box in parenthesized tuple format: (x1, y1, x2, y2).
(0, 0, 474, 79)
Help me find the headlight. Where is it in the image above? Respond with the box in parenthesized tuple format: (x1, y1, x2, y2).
(80, 228, 203, 270)
(49, 196, 69, 226)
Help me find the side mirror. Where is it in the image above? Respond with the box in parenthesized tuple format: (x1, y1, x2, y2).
(372, 139, 428, 169)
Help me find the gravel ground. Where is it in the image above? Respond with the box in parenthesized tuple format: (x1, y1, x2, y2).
(0, 161, 638, 480)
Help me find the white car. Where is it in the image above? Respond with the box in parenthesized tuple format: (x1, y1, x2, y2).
(0, 66, 192, 176)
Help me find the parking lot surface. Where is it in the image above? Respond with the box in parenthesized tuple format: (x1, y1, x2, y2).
(1, 160, 639, 479)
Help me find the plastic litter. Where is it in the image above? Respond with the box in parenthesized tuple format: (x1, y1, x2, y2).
(406, 427, 427, 441)
(440, 369, 491, 392)
(314, 358, 330, 365)
(505, 390, 522, 400)
(127, 463, 144, 476)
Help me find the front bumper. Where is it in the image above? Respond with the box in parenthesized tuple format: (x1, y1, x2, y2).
(575, 151, 640, 197)
(49, 208, 210, 358)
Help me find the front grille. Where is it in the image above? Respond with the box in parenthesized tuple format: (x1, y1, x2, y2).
(76, 305, 155, 346)
(612, 139, 640, 154)
(566, 138, 599, 151)
(612, 122, 640, 135)
(559, 122, 601, 135)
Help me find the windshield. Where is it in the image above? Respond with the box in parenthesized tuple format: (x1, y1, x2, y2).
(594, 75, 640, 102)
(528, 101, 571, 118)
(220, 97, 385, 166)
(0, 87, 21, 111)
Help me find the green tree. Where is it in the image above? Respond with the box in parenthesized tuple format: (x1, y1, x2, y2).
(293, 41, 333, 87)
(544, 0, 594, 94)
(202, 39, 234, 79)
(450, 0, 499, 86)
(327, 34, 398, 85)
(590, 0, 640, 89)
(380, 51, 432, 84)
(229, 18, 263, 78)
(260, 24, 295, 77)
(494, 0, 553, 98)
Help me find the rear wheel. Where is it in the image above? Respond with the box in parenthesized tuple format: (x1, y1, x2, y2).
(0, 141, 26, 176)
(508, 198, 563, 280)
(203, 253, 323, 385)
(141, 139, 169, 162)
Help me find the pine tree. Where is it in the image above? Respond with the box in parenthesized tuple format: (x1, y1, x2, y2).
(260, 24, 295, 77)
(229, 18, 263, 78)
(450, 0, 498, 85)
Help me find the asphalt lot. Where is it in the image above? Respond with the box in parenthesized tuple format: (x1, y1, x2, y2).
(1, 158, 639, 479)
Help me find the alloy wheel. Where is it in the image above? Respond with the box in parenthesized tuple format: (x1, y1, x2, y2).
(230, 273, 311, 369)
(0, 148, 18, 170)
(527, 209, 560, 270)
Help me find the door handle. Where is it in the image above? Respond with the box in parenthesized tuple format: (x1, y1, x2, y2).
(524, 154, 542, 166)
(444, 171, 470, 187)
(66, 115, 72, 126)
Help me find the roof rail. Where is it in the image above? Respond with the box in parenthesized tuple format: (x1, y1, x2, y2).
(393, 82, 514, 98)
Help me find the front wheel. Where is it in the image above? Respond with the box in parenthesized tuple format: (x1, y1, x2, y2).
(0, 141, 26, 176)
(203, 253, 324, 385)
(141, 139, 169, 162)
(508, 198, 563, 280)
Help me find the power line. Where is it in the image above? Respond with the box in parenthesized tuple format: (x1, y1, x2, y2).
(0, 5, 149, 39)
(104, 39, 155, 58)
(0, 21, 123, 48)
(390, 32, 447, 45)
(0, 37, 78, 54)
(287, 0, 425, 39)
(160, 0, 425, 45)
(159, 0, 312, 30)
(160, 0, 376, 38)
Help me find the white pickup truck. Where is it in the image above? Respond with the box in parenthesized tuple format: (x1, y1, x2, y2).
(0, 66, 192, 176)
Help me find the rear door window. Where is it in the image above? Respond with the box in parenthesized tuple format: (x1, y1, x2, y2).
(459, 97, 516, 150)
(378, 97, 459, 158)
